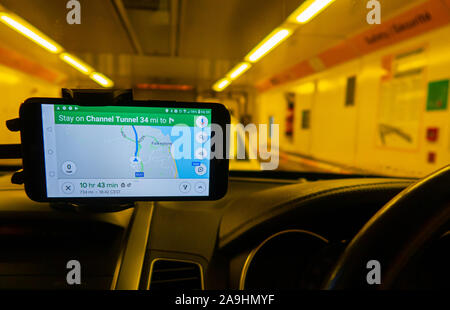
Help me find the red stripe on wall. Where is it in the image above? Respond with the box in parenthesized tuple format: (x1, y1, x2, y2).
(256, 60, 315, 91)
(351, 0, 450, 55)
(318, 41, 360, 68)
(256, 0, 450, 92)
(0, 46, 65, 84)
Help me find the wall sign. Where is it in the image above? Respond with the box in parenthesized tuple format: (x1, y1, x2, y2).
(426, 80, 449, 111)
(301, 110, 311, 130)
(376, 48, 426, 150)
(285, 93, 295, 138)
(345, 76, 357, 106)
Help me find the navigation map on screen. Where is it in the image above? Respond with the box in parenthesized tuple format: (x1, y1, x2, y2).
(41, 104, 211, 198)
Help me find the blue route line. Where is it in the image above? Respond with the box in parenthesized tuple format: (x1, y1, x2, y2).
(132, 125, 138, 161)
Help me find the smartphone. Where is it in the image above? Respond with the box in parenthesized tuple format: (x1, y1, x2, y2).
(19, 98, 230, 203)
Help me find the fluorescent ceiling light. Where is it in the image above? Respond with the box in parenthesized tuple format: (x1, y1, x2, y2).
(228, 62, 251, 80)
(213, 78, 231, 92)
(60, 53, 93, 74)
(0, 12, 62, 53)
(0, 10, 115, 87)
(211, 0, 337, 91)
(90, 72, 114, 88)
(246, 29, 292, 63)
(295, 0, 336, 23)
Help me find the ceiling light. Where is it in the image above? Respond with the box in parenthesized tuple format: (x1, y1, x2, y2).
(0, 12, 62, 53)
(246, 29, 292, 63)
(90, 72, 114, 88)
(228, 62, 251, 80)
(60, 53, 93, 74)
(212, 78, 231, 92)
(295, 0, 336, 23)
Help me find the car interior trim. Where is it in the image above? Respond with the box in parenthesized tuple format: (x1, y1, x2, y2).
(112, 203, 154, 290)
(238, 229, 328, 289)
(220, 179, 413, 248)
(146, 258, 205, 290)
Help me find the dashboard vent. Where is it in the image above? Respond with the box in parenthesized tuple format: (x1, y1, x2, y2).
(149, 259, 203, 290)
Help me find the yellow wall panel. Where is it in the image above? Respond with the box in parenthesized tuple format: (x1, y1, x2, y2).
(0, 64, 60, 144)
(256, 24, 450, 177)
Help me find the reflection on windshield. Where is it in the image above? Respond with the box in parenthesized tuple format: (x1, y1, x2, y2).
(0, 0, 449, 178)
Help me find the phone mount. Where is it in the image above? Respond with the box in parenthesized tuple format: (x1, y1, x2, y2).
(61, 88, 133, 106)
(6, 89, 136, 213)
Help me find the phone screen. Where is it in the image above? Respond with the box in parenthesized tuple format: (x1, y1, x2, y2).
(41, 104, 211, 198)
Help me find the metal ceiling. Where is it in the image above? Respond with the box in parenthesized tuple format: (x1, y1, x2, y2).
(0, 0, 304, 57)
(123, 0, 164, 11)
(0, 0, 428, 89)
(0, 0, 135, 54)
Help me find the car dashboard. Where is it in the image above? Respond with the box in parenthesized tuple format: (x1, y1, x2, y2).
(0, 172, 416, 289)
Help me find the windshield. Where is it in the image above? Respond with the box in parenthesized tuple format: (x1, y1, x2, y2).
(0, 0, 449, 178)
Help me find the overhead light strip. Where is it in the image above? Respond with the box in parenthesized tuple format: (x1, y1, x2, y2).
(213, 78, 231, 92)
(228, 62, 251, 80)
(60, 53, 93, 74)
(0, 10, 114, 88)
(0, 13, 62, 53)
(211, 0, 337, 92)
(246, 29, 292, 63)
(90, 72, 114, 88)
(295, 0, 336, 23)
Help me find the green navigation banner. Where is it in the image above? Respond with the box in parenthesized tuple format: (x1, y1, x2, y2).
(54, 105, 211, 127)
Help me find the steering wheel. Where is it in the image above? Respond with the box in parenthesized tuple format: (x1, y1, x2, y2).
(324, 165, 450, 289)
